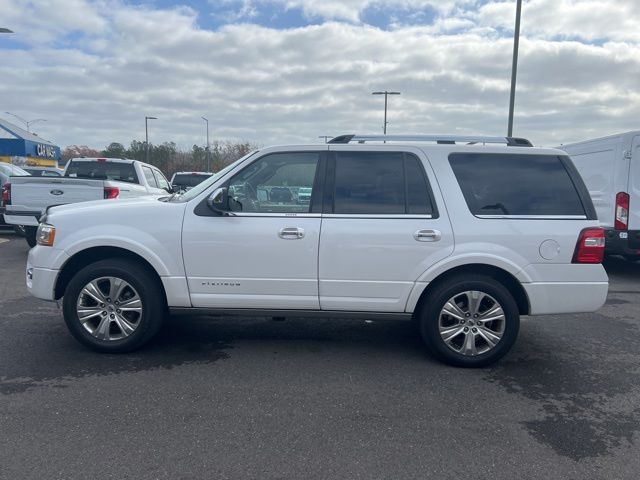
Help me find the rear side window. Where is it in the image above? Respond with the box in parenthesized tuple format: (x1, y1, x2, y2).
(142, 166, 157, 188)
(66, 161, 139, 184)
(449, 153, 586, 216)
(333, 152, 435, 215)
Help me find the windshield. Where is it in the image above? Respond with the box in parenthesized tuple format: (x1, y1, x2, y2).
(0, 164, 30, 176)
(178, 151, 259, 201)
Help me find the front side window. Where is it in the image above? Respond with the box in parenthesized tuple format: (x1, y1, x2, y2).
(449, 153, 586, 216)
(333, 152, 435, 215)
(227, 152, 320, 213)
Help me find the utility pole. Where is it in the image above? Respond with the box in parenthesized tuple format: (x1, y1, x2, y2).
(372, 91, 401, 134)
(4, 112, 46, 132)
(202, 117, 210, 171)
(507, 0, 523, 137)
(145, 116, 157, 164)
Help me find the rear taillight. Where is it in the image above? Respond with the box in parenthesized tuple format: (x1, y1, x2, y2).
(104, 186, 119, 199)
(1, 182, 10, 205)
(573, 227, 605, 264)
(615, 192, 630, 231)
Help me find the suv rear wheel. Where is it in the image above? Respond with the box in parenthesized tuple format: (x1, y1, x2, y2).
(62, 259, 165, 352)
(418, 274, 520, 367)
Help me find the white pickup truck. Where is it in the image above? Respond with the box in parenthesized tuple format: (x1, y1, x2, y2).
(2, 157, 172, 246)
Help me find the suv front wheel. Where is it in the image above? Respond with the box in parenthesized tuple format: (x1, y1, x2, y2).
(418, 274, 520, 367)
(62, 259, 165, 352)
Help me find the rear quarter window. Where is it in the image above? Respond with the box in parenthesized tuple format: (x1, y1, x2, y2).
(448, 153, 588, 217)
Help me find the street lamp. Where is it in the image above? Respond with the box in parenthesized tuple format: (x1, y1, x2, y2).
(145, 116, 157, 164)
(4, 112, 46, 132)
(201, 117, 210, 172)
(372, 91, 401, 135)
(507, 0, 523, 137)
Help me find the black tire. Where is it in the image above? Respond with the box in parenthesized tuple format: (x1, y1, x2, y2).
(418, 274, 520, 368)
(62, 259, 166, 353)
(25, 226, 37, 247)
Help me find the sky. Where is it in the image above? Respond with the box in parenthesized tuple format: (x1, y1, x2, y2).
(0, 0, 639, 151)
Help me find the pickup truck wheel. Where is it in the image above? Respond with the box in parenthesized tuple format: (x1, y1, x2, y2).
(24, 226, 37, 247)
(62, 259, 165, 352)
(418, 275, 520, 368)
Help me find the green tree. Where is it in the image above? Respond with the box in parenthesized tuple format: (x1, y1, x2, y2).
(101, 142, 126, 158)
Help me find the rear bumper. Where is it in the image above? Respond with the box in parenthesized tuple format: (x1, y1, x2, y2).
(523, 281, 608, 315)
(605, 228, 640, 257)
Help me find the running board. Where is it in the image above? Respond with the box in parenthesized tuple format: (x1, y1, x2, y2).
(169, 307, 413, 321)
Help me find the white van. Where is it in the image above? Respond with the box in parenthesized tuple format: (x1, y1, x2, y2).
(559, 131, 640, 260)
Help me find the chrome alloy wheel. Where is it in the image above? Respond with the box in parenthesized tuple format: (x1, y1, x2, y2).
(438, 290, 506, 356)
(76, 276, 143, 341)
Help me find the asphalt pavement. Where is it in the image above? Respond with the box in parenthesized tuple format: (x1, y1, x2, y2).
(1, 230, 639, 480)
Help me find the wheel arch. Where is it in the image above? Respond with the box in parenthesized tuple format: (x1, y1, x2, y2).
(54, 246, 167, 304)
(412, 264, 530, 316)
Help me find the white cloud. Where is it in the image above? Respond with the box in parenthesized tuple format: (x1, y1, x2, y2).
(0, 0, 638, 151)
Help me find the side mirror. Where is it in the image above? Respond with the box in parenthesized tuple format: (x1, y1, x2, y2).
(207, 187, 228, 214)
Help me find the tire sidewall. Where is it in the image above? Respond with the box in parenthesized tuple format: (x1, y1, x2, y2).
(420, 276, 520, 368)
(62, 259, 164, 352)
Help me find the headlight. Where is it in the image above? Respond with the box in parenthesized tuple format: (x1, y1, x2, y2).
(36, 223, 56, 247)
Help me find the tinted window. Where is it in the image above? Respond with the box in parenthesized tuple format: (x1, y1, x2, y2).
(333, 152, 434, 215)
(172, 174, 211, 188)
(449, 153, 586, 216)
(227, 152, 319, 213)
(142, 167, 157, 188)
(66, 161, 139, 184)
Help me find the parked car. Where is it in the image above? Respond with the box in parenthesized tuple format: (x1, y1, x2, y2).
(26, 134, 608, 367)
(22, 166, 65, 177)
(3, 157, 172, 247)
(170, 171, 213, 193)
(0, 163, 30, 233)
(559, 131, 640, 261)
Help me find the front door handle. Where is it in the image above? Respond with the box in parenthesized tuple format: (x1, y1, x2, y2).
(278, 227, 305, 239)
(414, 229, 441, 242)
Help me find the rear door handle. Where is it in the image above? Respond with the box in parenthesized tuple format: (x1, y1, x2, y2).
(414, 229, 441, 242)
(278, 227, 305, 239)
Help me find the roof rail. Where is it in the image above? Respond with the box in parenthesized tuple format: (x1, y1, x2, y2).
(328, 134, 533, 147)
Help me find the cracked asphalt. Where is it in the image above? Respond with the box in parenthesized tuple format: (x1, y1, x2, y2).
(1, 230, 639, 479)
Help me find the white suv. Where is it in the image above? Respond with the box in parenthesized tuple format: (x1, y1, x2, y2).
(25, 135, 609, 367)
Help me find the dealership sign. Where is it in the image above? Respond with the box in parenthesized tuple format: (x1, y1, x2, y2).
(36, 143, 57, 158)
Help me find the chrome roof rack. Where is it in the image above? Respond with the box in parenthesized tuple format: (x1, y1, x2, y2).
(328, 134, 533, 147)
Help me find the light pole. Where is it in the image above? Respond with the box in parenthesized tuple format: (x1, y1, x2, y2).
(145, 116, 157, 164)
(507, 0, 523, 137)
(372, 91, 401, 135)
(318, 135, 332, 143)
(4, 112, 46, 132)
(201, 117, 210, 172)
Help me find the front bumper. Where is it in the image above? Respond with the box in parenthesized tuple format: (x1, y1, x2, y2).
(605, 228, 640, 257)
(26, 263, 59, 301)
(27, 246, 70, 301)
